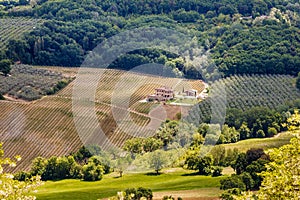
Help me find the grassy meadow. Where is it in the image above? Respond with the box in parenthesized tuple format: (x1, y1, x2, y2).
(222, 132, 293, 152)
(35, 168, 225, 200)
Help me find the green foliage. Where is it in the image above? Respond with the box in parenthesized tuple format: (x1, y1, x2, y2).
(37, 156, 82, 181)
(71, 146, 93, 164)
(221, 148, 270, 195)
(210, 145, 226, 166)
(219, 125, 239, 144)
(27, 146, 112, 182)
(123, 138, 144, 157)
(220, 175, 246, 191)
(1, 0, 300, 80)
(155, 120, 179, 148)
(220, 188, 242, 200)
(124, 187, 153, 200)
(148, 150, 167, 174)
(267, 127, 277, 137)
(296, 72, 300, 90)
(231, 153, 247, 175)
(257, 135, 300, 199)
(82, 160, 104, 181)
(184, 150, 213, 175)
(211, 166, 223, 177)
(0, 59, 11, 76)
(0, 93, 4, 100)
(196, 75, 300, 131)
(0, 143, 42, 199)
(113, 155, 132, 177)
(0, 64, 72, 100)
(240, 172, 254, 190)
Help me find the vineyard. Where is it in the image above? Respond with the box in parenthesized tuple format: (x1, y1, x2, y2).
(0, 67, 205, 171)
(189, 74, 300, 123)
(1, 67, 299, 171)
(0, 64, 72, 101)
(0, 17, 43, 51)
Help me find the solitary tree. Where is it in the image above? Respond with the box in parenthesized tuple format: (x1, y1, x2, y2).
(149, 150, 166, 174)
(0, 59, 11, 76)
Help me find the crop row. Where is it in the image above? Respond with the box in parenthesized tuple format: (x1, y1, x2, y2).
(189, 74, 300, 123)
(0, 64, 71, 101)
(0, 17, 43, 51)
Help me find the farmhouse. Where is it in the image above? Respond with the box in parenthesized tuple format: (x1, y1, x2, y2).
(147, 86, 174, 101)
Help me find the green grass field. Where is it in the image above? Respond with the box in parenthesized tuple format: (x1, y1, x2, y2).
(221, 132, 293, 152)
(35, 169, 225, 200)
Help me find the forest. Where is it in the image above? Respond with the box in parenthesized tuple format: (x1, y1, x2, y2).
(0, 0, 299, 78)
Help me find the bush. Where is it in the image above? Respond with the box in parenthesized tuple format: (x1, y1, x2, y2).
(124, 187, 153, 200)
(220, 175, 246, 191)
(211, 166, 223, 177)
(162, 196, 175, 200)
(14, 171, 32, 181)
(267, 127, 278, 137)
(82, 162, 103, 181)
(0, 93, 4, 100)
(257, 130, 265, 138)
(220, 188, 242, 200)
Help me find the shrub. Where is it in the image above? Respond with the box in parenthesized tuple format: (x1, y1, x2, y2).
(162, 196, 175, 200)
(220, 188, 242, 200)
(82, 162, 103, 181)
(257, 130, 265, 138)
(124, 187, 153, 200)
(211, 166, 223, 177)
(220, 175, 246, 191)
(267, 127, 278, 137)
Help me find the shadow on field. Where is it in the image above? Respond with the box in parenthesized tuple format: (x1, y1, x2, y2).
(145, 172, 162, 176)
(181, 172, 201, 176)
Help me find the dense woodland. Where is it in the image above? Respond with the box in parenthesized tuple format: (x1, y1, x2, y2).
(0, 0, 299, 77)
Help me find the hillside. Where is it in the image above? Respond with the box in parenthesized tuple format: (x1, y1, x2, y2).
(0, 0, 299, 78)
(188, 74, 300, 123)
(1, 66, 300, 172)
(0, 66, 205, 171)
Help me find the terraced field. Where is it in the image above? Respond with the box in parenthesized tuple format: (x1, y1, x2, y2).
(0, 17, 43, 51)
(0, 66, 205, 171)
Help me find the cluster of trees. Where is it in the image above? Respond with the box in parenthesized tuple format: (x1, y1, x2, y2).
(0, 64, 71, 101)
(123, 137, 163, 158)
(15, 146, 110, 181)
(224, 110, 300, 199)
(212, 24, 300, 76)
(220, 148, 270, 198)
(0, 59, 11, 76)
(26, 0, 295, 19)
(191, 104, 299, 144)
